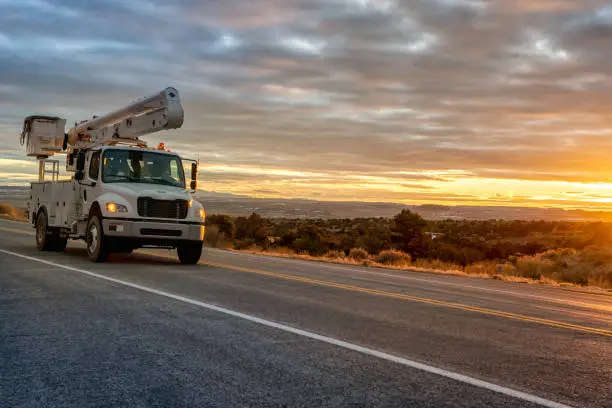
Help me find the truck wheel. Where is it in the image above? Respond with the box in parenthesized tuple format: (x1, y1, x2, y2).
(36, 211, 53, 251)
(177, 241, 203, 265)
(86, 215, 108, 263)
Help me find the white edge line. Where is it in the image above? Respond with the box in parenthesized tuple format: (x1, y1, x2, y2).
(0, 248, 573, 408)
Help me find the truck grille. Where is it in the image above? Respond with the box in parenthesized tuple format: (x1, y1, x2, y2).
(137, 197, 188, 219)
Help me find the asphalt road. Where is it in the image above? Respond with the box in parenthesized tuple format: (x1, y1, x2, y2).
(0, 219, 610, 408)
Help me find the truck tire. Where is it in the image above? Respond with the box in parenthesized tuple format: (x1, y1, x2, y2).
(86, 215, 108, 263)
(36, 211, 67, 252)
(36, 211, 53, 251)
(177, 241, 203, 265)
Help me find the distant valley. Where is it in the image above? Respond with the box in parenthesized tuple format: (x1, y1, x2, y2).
(2, 186, 612, 221)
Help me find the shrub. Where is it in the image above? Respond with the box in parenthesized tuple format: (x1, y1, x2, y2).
(356, 232, 390, 255)
(553, 265, 589, 286)
(0, 203, 24, 220)
(290, 224, 329, 256)
(589, 265, 612, 288)
(0, 203, 15, 216)
(234, 238, 256, 250)
(497, 263, 518, 276)
(204, 225, 220, 247)
(374, 249, 411, 266)
(465, 261, 499, 276)
(515, 256, 556, 280)
(579, 246, 612, 266)
(324, 250, 344, 259)
(349, 248, 369, 261)
(267, 246, 296, 256)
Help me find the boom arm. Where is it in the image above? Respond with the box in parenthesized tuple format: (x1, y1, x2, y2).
(66, 87, 184, 147)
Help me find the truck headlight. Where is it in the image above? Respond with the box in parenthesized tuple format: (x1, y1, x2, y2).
(106, 202, 128, 213)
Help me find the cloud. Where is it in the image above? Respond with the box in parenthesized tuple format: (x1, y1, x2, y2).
(2, 0, 612, 208)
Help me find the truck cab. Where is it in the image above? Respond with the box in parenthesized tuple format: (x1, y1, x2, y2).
(23, 87, 206, 264)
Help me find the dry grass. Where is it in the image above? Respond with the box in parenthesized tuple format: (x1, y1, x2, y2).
(512, 247, 612, 288)
(413, 259, 464, 274)
(348, 248, 369, 261)
(324, 250, 345, 259)
(228, 245, 612, 290)
(374, 249, 411, 266)
(465, 261, 499, 277)
(0, 203, 25, 221)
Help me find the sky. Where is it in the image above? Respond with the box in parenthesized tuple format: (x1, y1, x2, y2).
(2, 0, 612, 209)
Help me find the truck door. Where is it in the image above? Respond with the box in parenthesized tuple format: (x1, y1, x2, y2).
(86, 150, 102, 210)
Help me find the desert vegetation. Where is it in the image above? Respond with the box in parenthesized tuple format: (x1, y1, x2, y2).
(2, 200, 610, 289)
(0, 203, 25, 221)
(205, 210, 612, 289)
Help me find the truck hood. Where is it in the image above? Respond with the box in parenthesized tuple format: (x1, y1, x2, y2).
(106, 183, 191, 201)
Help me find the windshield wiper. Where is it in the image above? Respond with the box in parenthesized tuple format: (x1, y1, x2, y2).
(105, 174, 138, 182)
(149, 177, 181, 187)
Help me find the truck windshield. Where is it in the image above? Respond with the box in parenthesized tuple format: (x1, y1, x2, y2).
(102, 149, 185, 188)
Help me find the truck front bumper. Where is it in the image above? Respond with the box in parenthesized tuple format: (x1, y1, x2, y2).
(102, 218, 205, 242)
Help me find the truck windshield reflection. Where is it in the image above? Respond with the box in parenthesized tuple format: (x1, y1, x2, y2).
(102, 149, 185, 188)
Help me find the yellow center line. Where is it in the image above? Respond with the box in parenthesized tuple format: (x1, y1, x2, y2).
(1, 226, 610, 337)
(135, 250, 612, 338)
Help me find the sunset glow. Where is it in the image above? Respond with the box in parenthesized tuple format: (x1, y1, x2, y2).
(3, 1, 612, 211)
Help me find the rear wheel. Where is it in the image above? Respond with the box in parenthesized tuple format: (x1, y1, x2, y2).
(86, 215, 108, 262)
(177, 241, 203, 265)
(36, 211, 53, 251)
(36, 212, 67, 252)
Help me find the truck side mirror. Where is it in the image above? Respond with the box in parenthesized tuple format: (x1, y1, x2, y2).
(191, 163, 197, 181)
(190, 163, 197, 191)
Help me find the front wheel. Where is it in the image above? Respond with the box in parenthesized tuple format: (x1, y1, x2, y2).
(86, 215, 108, 263)
(177, 241, 203, 265)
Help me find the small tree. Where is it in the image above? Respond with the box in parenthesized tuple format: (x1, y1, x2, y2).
(391, 209, 427, 257)
(291, 224, 328, 256)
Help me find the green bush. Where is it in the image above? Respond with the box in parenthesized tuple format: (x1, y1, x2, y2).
(193, 210, 612, 288)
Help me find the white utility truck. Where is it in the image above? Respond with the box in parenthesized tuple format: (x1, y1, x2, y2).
(20, 87, 206, 264)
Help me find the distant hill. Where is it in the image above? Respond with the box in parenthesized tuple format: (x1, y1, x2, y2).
(3, 186, 612, 221)
(193, 191, 612, 221)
